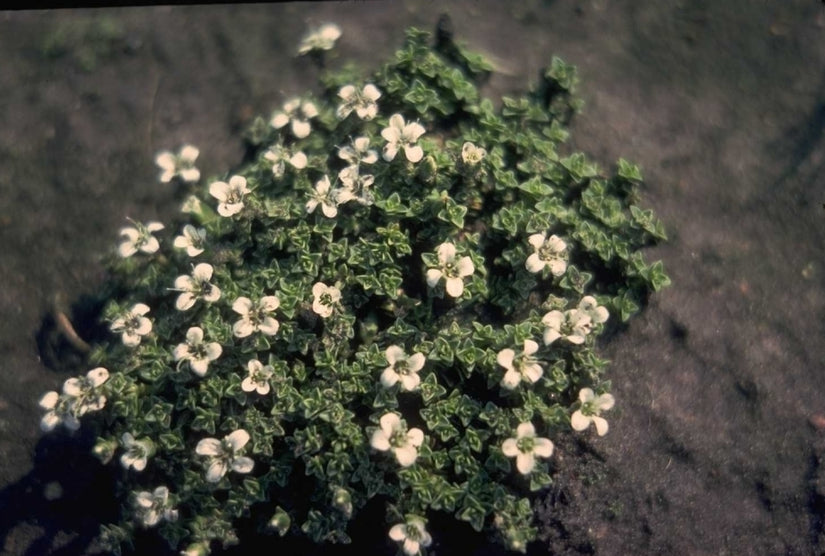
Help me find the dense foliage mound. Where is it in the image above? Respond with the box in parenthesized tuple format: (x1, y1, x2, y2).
(38, 24, 668, 555)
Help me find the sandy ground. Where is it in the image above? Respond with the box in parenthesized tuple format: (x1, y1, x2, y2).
(1, 2, 824, 555)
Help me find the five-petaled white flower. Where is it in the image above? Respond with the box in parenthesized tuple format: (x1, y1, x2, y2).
(541, 308, 592, 345)
(209, 175, 250, 217)
(173, 326, 222, 377)
(312, 282, 341, 318)
(389, 517, 433, 556)
(271, 98, 318, 139)
(337, 84, 382, 120)
(425, 242, 475, 298)
(195, 429, 255, 483)
(133, 486, 178, 527)
(461, 141, 487, 166)
(110, 303, 153, 347)
(118, 221, 164, 258)
(120, 432, 154, 472)
(298, 23, 341, 55)
(306, 175, 339, 218)
(501, 422, 554, 475)
(578, 296, 609, 326)
(155, 145, 200, 184)
(380, 345, 426, 391)
(382, 114, 426, 163)
(498, 339, 544, 390)
(173, 263, 221, 311)
(232, 295, 280, 338)
(242, 359, 274, 395)
(338, 136, 379, 166)
(571, 387, 615, 436)
(370, 412, 424, 467)
(526, 233, 568, 276)
(336, 165, 374, 206)
(173, 224, 207, 257)
(264, 144, 308, 179)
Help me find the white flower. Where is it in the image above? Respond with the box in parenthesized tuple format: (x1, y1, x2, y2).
(336, 165, 374, 206)
(425, 242, 475, 298)
(133, 486, 178, 527)
(498, 339, 544, 390)
(271, 98, 318, 139)
(380, 345, 426, 391)
(337, 84, 382, 120)
(195, 429, 255, 483)
(389, 518, 433, 556)
(381, 113, 426, 163)
(264, 144, 308, 179)
(173, 225, 207, 257)
(338, 136, 379, 166)
(118, 221, 164, 258)
(461, 141, 487, 165)
(209, 175, 249, 217)
(525, 233, 568, 276)
(501, 422, 554, 475)
(312, 282, 341, 318)
(38, 391, 79, 432)
(180, 542, 209, 556)
(155, 145, 200, 183)
(62, 367, 109, 416)
(173, 263, 221, 311)
(180, 194, 203, 215)
(306, 175, 339, 218)
(173, 327, 222, 377)
(241, 359, 274, 395)
(370, 412, 424, 467)
(578, 295, 609, 325)
(298, 23, 341, 55)
(541, 308, 592, 345)
(232, 295, 280, 337)
(120, 432, 154, 472)
(110, 303, 153, 347)
(571, 388, 615, 436)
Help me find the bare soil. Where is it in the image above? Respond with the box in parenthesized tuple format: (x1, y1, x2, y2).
(1, 2, 824, 555)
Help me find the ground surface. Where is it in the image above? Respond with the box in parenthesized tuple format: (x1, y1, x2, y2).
(1, 2, 824, 555)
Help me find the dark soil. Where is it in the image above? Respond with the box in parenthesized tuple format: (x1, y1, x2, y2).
(1, 2, 824, 555)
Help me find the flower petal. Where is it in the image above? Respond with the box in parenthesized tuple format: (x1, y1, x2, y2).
(370, 430, 390, 451)
(404, 145, 423, 163)
(389, 524, 406, 542)
(525, 253, 545, 273)
(501, 438, 519, 457)
(445, 276, 464, 297)
(570, 410, 591, 432)
(496, 349, 515, 370)
(592, 415, 610, 436)
(205, 460, 228, 483)
(406, 428, 424, 448)
(394, 445, 418, 467)
(226, 429, 250, 451)
(231, 456, 254, 474)
(379, 412, 401, 436)
(232, 297, 253, 316)
(533, 438, 554, 458)
(196, 438, 222, 456)
(515, 452, 535, 474)
(516, 422, 536, 439)
(380, 367, 399, 388)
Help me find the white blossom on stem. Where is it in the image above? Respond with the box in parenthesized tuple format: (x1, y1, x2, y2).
(337, 84, 381, 120)
(578, 295, 609, 326)
(173, 263, 221, 311)
(525, 233, 568, 276)
(133, 486, 178, 527)
(370, 412, 424, 467)
(118, 221, 164, 258)
(264, 144, 308, 179)
(110, 303, 152, 347)
(382, 113, 425, 163)
(241, 359, 274, 395)
(155, 145, 200, 183)
(312, 282, 341, 318)
(271, 98, 318, 139)
(298, 23, 341, 55)
(461, 141, 487, 166)
(173, 225, 207, 257)
(336, 165, 374, 206)
(338, 136, 379, 166)
(501, 422, 554, 475)
(389, 517, 432, 556)
(120, 432, 155, 472)
(571, 387, 615, 436)
(498, 339, 544, 390)
(209, 175, 249, 217)
(380, 345, 425, 391)
(425, 242, 474, 298)
(306, 175, 339, 218)
(173, 327, 222, 377)
(541, 308, 591, 345)
(195, 429, 254, 483)
(232, 295, 280, 338)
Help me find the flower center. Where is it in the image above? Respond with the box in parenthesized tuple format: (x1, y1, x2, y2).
(389, 429, 408, 448)
(320, 292, 333, 306)
(539, 244, 561, 261)
(443, 261, 459, 278)
(516, 437, 535, 453)
(405, 524, 422, 542)
(396, 359, 410, 376)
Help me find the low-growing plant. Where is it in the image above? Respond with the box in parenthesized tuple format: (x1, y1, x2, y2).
(38, 23, 669, 555)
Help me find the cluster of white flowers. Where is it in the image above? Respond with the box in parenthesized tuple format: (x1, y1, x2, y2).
(389, 517, 432, 556)
(501, 422, 554, 475)
(271, 98, 318, 139)
(173, 326, 222, 377)
(133, 486, 178, 528)
(370, 412, 424, 467)
(39, 367, 109, 432)
(118, 220, 164, 258)
(155, 145, 200, 184)
(195, 429, 254, 483)
(109, 303, 152, 347)
(297, 23, 341, 55)
(426, 242, 475, 298)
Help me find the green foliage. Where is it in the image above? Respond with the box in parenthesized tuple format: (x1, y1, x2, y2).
(40, 25, 668, 555)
